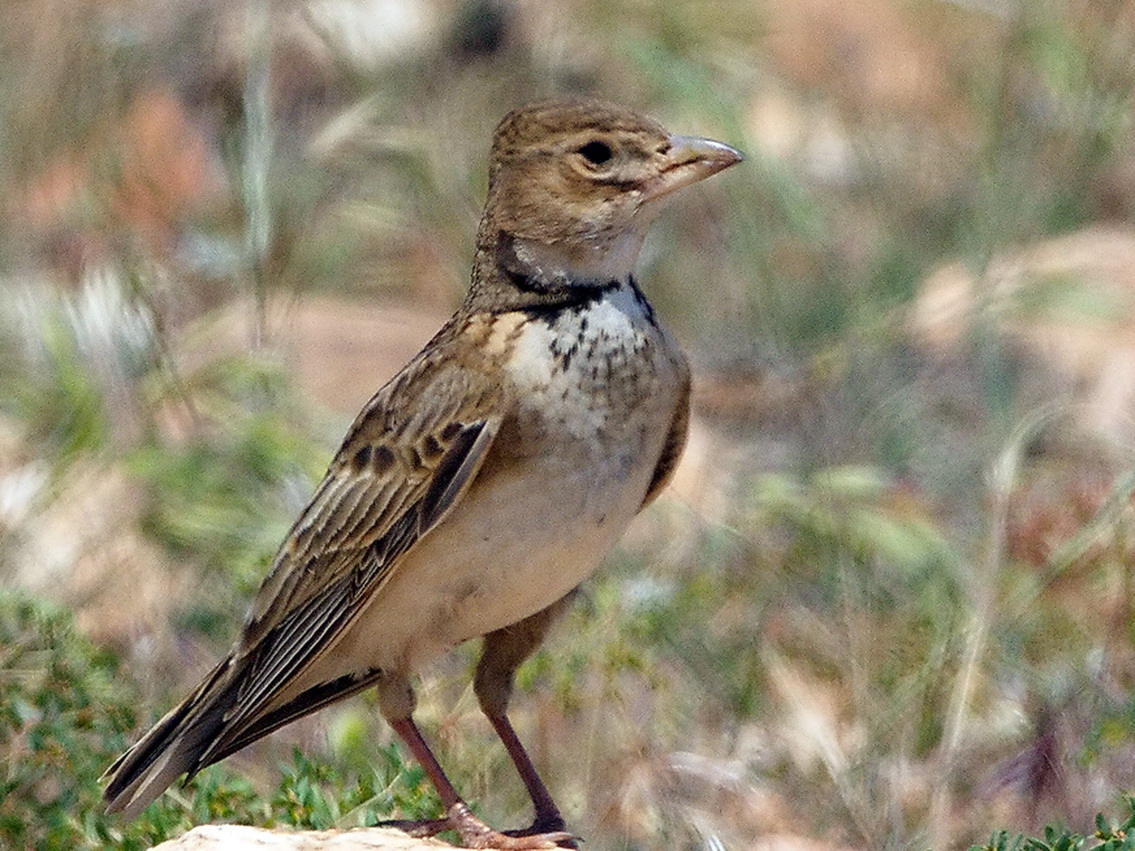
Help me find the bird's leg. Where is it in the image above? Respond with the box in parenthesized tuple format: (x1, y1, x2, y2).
(482, 711, 566, 836)
(475, 597, 578, 848)
(378, 673, 573, 850)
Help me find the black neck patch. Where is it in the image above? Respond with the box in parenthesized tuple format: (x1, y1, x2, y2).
(625, 276, 655, 325)
(510, 271, 622, 319)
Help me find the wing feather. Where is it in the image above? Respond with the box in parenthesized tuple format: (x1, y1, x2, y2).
(243, 353, 502, 646)
(205, 414, 496, 760)
(641, 365, 690, 508)
(104, 331, 509, 815)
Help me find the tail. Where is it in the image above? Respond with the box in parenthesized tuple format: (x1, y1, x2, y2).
(102, 658, 235, 819)
(102, 655, 385, 819)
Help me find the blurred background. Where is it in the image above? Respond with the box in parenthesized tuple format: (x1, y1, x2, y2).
(5, 0, 1135, 849)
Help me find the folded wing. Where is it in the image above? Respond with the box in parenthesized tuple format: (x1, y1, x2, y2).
(103, 339, 504, 818)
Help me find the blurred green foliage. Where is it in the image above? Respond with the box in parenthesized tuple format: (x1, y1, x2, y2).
(0, 591, 439, 850)
(128, 357, 326, 602)
(0, 591, 136, 850)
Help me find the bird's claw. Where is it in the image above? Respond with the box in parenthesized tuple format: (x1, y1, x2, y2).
(502, 812, 579, 848)
(382, 802, 578, 849)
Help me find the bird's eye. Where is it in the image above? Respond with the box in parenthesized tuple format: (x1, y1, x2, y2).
(577, 140, 613, 166)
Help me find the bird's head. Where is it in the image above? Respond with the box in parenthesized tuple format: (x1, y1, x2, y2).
(473, 97, 743, 297)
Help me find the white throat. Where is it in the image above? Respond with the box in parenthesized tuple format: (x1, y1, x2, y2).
(511, 223, 649, 286)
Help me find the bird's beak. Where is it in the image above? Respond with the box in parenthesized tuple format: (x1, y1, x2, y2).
(645, 135, 744, 202)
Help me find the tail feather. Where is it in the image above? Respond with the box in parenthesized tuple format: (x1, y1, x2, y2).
(103, 657, 384, 819)
(103, 658, 234, 819)
(202, 667, 383, 767)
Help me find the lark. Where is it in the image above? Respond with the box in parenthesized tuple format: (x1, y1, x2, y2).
(103, 97, 742, 849)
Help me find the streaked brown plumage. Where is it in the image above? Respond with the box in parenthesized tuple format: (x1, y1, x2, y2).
(103, 97, 742, 849)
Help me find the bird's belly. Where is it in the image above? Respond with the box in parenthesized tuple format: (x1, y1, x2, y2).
(324, 441, 657, 677)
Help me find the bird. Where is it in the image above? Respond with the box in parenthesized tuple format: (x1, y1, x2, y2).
(103, 96, 743, 849)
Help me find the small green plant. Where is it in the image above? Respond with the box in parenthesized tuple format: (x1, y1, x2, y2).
(271, 746, 436, 830)
(0, 590, 443, 849)
(0, 589, 150, 850)
(971, 798, 1135, 851)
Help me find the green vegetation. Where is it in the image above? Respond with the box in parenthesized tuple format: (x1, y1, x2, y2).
(0, 591, 439, 850)
(971, 798, 1135, 850)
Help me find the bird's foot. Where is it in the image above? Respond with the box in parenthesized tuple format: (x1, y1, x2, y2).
(383, 802, 577, 849)
(503, 812, 579, 849)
